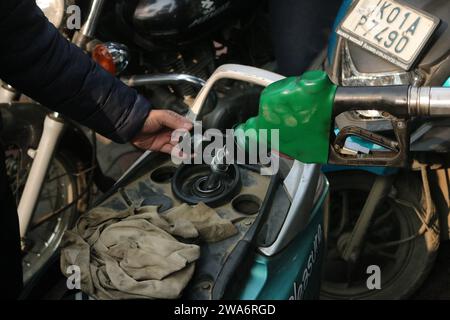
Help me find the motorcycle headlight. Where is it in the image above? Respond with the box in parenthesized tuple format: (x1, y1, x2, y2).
(36, 0, 66, 29)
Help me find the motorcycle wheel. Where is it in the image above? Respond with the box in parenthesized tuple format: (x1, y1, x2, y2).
(321, 171, 438, 299)
(4, 144, 88, 286)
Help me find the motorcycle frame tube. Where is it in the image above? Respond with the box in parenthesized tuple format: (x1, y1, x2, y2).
(73, 0, 105, 46)
(80, 0, 104, 37)
(16, 0, 104, 237)
(17, 113, 65, 237)
(122, 73, 218, 109)
(341, 174, 396, 263)
(121, 73, 206, 88)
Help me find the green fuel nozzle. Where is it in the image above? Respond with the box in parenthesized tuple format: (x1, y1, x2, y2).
(235, 70, 337, 164)
(234, 70, 450, 168)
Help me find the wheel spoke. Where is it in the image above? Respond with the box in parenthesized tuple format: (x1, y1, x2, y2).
(372, 207, 394, 228)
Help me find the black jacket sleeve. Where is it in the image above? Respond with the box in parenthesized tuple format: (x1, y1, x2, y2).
(0, 0, 151, 143)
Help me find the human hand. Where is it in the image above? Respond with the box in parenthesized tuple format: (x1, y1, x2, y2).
(131, 109, 193, 154)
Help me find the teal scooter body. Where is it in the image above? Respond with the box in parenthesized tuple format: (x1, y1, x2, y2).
(237, 189, 327, 300)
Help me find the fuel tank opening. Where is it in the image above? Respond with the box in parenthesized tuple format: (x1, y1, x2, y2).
(171, 163, 241, 207)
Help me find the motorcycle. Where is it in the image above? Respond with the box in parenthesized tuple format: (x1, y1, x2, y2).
(320, 0, 450, 299)
(0, 0, 273, 292)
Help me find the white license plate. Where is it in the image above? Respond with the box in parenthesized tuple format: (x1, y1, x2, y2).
(337, 0, 440, 70)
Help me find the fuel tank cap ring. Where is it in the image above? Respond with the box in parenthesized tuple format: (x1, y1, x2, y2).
(171, 164, 241, 208)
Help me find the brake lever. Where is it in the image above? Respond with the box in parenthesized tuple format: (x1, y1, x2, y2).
(328, 117, 410, 167)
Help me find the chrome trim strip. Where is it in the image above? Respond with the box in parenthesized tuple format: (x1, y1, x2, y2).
(259, 164, 325, 256)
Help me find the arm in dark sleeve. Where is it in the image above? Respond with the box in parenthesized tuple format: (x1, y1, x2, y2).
(0, 0, 150, 143)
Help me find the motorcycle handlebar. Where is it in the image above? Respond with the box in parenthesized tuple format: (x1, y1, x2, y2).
(333, 86, 450, 118)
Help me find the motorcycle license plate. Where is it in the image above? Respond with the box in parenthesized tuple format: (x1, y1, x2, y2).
(337, 0, 440, 70)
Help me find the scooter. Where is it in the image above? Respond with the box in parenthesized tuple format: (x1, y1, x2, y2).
(65, 63, 450, 300)
(235, 68, 450, 300)
(68, 64, 329, 300)
(320, 0, 450, 299)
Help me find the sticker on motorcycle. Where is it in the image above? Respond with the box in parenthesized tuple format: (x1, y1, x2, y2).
(337, 0, 440, 70)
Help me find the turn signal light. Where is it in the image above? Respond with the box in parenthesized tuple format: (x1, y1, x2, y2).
(92, 44, 116, 75)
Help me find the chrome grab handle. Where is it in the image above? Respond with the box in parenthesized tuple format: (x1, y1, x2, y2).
(187, 64, 285, 121)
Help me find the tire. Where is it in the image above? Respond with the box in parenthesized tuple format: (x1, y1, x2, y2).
(321, 170, 439, 300)
(3, 136, 89, 286)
